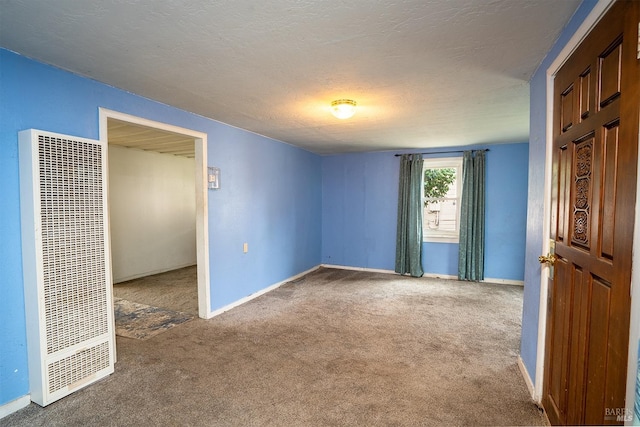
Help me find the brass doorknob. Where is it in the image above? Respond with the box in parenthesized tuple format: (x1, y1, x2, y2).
(538, 254, 557, 265)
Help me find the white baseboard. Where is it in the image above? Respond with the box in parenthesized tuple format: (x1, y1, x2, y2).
(0, 395, 30, 419)
(425, 273, 524, 286)
(422, 272, 458, 280)
(518, 355, 536, 400)
(321, 265, 524, 285)
(205, 265, 321, 319)
(113, 262, 197, 284)
(484, 277, 524, 286)
(320, 264, 396, 275)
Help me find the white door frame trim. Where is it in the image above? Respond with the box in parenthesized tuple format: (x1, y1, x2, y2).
(535, 0, 635, 407)
(98, 108, 211, 320)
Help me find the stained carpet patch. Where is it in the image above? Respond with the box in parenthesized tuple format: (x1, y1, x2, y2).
(113, 297, 194, 340)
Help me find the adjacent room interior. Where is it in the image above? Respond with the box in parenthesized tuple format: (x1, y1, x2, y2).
(107, 119, 199, 316)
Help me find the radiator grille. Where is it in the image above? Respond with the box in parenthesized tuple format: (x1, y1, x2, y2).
(38, 135, 108, 354)
(47, 341, 111, 394)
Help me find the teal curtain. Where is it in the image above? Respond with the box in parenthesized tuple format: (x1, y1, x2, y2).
(395, 154, 424, 277)
(458, 150, 485, 281)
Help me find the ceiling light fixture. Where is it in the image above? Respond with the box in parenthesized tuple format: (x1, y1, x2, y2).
(331, 99, 357, 119)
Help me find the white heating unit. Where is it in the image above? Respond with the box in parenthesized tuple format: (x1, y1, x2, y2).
(19, 129, 114, 406)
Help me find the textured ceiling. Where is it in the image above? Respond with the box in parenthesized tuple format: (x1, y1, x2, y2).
(0, 0, 581, 154)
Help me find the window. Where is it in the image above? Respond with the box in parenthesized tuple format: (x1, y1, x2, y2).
(422, 157, 463, 242)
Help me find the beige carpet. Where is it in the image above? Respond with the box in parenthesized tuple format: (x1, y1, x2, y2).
(3, 268, 546, 426)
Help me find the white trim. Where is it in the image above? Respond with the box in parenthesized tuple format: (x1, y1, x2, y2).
(535, 0, 616, 403)
(112, 263, 197, 284)
(423, 235, 459, 244)
(321, 265, 523, 285)
(421, 272, 458, 280)
(626, 117, 640, 426)
(422, 157, 462, 243)
(518, 355, 535, 399)
(0, 395, 30, 419)
(99, 108, 208, 143)
(98, 108, 212, 324)
(321, 264, 396, 275)
(483, 277, 524, 286)
(207, 266, 320, 318)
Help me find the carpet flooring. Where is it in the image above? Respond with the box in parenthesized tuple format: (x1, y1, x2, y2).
(2, 268, 546, 426)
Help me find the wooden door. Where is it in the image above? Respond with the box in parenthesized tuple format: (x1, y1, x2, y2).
(542, 1, 640, 425)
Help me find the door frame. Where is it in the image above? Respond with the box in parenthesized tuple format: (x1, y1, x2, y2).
(536, 0, 640, 417)
(98, 108, 212, 319)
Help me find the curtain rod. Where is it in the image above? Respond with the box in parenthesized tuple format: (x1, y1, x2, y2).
(393, 149, 489, 157)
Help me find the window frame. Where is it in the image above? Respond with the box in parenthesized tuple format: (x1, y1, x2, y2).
(422, 156, 463, 243)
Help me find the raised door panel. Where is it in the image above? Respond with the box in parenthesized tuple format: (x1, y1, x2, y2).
(542, 1, 638, 424)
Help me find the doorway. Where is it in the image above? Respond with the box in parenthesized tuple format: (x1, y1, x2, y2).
(99, 109, 211, 322)
(108, 124, 197, 317)
(540, 1, 639, 424)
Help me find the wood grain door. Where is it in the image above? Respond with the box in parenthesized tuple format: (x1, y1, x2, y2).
(542, 1, 640, 425)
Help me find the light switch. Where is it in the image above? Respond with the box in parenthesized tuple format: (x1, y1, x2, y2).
(243, 243, 248, 253)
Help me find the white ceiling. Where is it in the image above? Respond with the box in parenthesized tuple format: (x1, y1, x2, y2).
(0, 0, 581, 155)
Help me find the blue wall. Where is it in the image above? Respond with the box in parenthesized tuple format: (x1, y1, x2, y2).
(0, 49, 321, 406)
(321, 152, 399, 269)
(520, 0, 598, 384)
(322, 143, 529, 280)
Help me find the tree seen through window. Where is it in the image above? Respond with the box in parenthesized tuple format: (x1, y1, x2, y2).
(422, 158, 462, 241)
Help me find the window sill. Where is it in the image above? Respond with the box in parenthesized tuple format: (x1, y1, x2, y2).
(423, 235, 459, 244)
